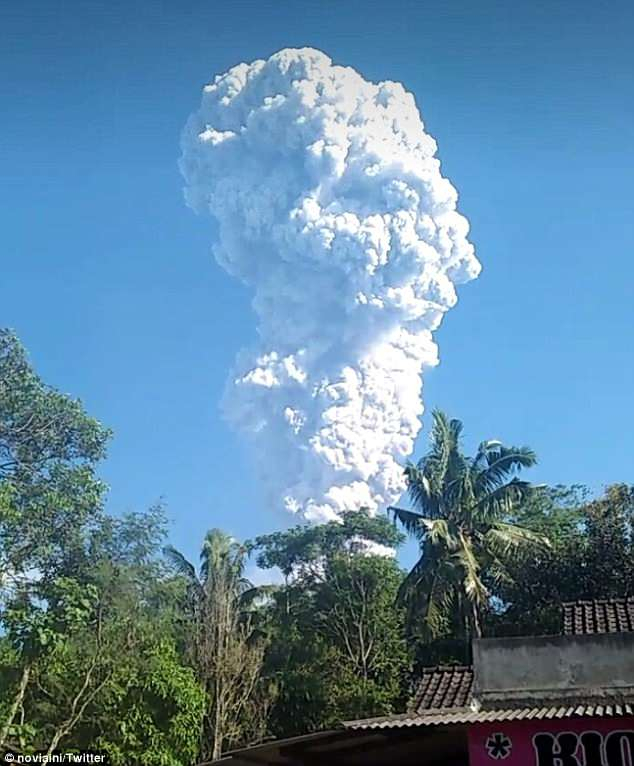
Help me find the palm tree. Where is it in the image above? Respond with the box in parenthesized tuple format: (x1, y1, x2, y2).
(390, 411, 548, 642)
(165, 528, 252, 617)
(164, 530, 265, 761)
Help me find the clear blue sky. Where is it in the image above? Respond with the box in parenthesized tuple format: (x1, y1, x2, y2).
(2, 0, 633, 568)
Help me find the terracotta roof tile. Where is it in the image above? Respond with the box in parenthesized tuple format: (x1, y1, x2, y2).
(563, 598, 634, 635)
(409, 665, 474, 713)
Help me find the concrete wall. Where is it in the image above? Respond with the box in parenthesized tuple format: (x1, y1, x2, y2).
(472, 632, 634, 705)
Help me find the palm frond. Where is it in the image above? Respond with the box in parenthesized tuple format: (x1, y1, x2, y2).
(471, 478, 534, 520)
(473, 439, 502, 470)
(421, 565, 456, 640)
(448, 416, 464, 443)
(163, 545, 200, 586)
(485, 557, 517, 589)
(240, 584, 278, 608)
(404, 463, 441, 518)
(396, 557, 426, 609)
(389, 505, 428, 541)
(406, 411, 468, 518)
(421, 517, 458, 549)
(200, 528, 247, 583)
(484, 522, 550, 561)
(426, 410, 455, 494)
(456, 530, 488, 607)
(237, 575, 255, 594)
(397, 540, 456, 640)
(475, 445, 537, 494)
(396, 536, 438, 605)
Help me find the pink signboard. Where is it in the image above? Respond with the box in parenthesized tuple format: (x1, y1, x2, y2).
(468, 717, 634, 765)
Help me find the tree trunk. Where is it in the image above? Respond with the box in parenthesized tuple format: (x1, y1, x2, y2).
(46, 729, 65, 757)
(470, 600, 483, 640)
(212, 675, 223, 761)
(0, 662, 31, 749)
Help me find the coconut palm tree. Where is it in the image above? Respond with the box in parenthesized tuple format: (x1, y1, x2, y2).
(164, 530, 265, 760)
(165, 528, 252, 616)
(390, 411, 548, 642)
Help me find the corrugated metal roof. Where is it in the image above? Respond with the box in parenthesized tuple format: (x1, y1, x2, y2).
(563, 598, 634, 635)
(409, 666, 473, 713)
(344, 701, 634, 730)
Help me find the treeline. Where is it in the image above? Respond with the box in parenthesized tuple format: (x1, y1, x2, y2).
(0, 328, 633, 764)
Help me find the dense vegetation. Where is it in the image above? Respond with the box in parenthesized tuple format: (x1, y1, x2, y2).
(1, 328, 632, 763)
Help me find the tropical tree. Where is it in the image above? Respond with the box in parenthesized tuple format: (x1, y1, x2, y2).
(0, 506, 205, 762)
(0, 329, 110, 752)
(164, 530, 268, 761)
(251, 511, 411, 736)
(390, 410, 548, 643)
(492, 483, 634, 637)
(0, 329, 110, 587)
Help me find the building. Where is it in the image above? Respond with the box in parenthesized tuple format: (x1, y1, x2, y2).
(214, 598, 634, 766)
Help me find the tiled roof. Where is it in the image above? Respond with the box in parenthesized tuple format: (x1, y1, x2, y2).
(409, 665, 474, 713)
(344, 701, 634, 730)
(563, 598, 634, 635)
(344, 599, 634, 733)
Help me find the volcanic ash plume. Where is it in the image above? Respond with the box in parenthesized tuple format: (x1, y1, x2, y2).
(180, 48, 480, 523)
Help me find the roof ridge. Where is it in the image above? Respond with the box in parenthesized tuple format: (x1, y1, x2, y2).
(345, 698, 634, 731)
(564, 596, 634, 605)
(420, 664, 473, 673)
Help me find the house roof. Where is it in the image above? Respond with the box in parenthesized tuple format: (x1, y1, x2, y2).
(345, 599, 634, 733)
(220, 599, 634, 758)
(409, 665, 473, 713)
(340, 664, 475, 731)
(563, 598, 634, 635)
(344, 701, 634, 731)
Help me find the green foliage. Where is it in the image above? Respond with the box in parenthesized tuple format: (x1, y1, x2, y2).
(252, 511, 411, 737)
(0, 508, 205, 761)
(3, 577, 98, 659)
(491, 483, 634, 636)
(392, 410, 547, 644)
(3, 328, 634, 758)
(0, 330, 203, 761)
(318, 553, 411, 718)
(164, 529, 268, 761)
(0, 329, 110, 586)
(0, 330, 109, 479)
(251, 510, 404, 576)
(92, 638, 205, 766)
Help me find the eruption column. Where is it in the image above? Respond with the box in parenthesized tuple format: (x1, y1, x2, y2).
(180, 48, 481, 522)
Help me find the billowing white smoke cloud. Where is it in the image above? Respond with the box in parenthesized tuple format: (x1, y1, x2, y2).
(180, 48, 480, 523)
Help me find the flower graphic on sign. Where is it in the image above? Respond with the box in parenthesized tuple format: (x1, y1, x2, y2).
(485, 732, 513, 760)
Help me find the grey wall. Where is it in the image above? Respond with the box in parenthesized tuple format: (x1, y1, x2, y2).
(473, 632, 634, 705)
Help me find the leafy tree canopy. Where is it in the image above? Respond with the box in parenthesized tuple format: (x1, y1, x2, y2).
(250, 509, 404, 578)
(0, 329, 111, 583)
